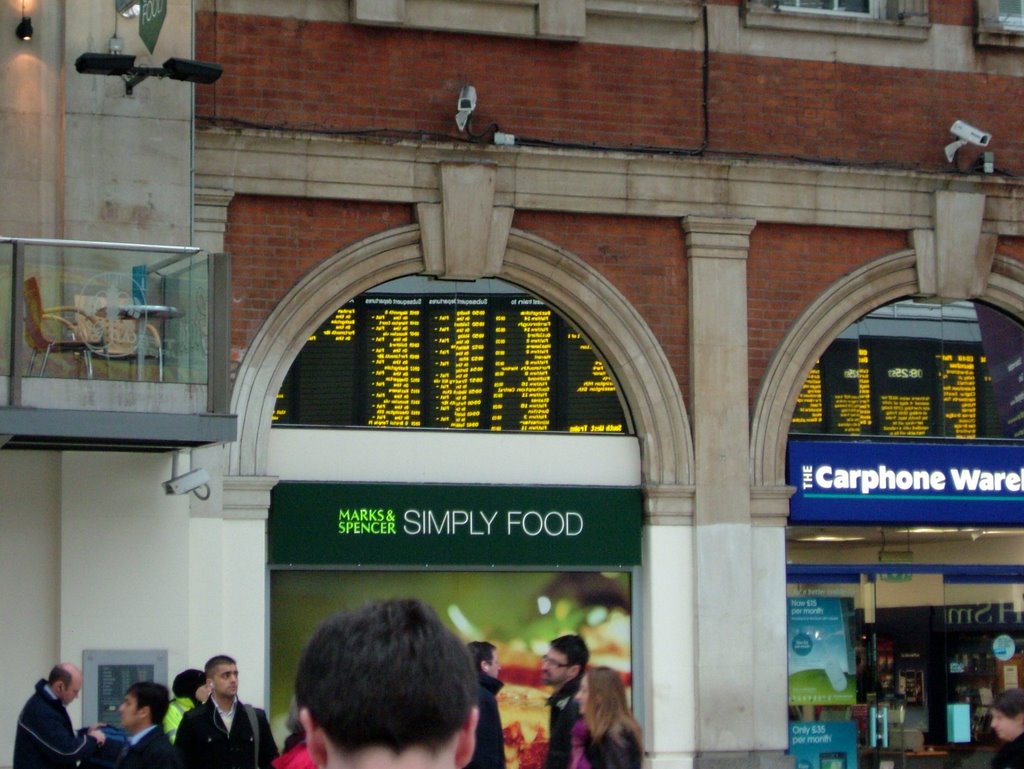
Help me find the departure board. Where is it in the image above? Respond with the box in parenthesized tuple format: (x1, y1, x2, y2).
(274, 291, 626, 433)
(792, 337, 1003, 439)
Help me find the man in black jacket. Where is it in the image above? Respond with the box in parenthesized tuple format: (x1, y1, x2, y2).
(116, 681, 182, 769)
(175, 655, 278, 769)
(14, 663, 108, 769)
(540, 635, 589, 769)
(466, 641, 505, 769)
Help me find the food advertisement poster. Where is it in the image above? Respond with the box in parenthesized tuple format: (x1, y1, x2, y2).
(270, 570, 633, 769)
(788, 596, 857, 705)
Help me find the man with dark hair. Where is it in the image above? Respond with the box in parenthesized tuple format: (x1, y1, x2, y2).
(465, 642, 505, 769)
(540, 635, 589, 769)
(116, 681, 182, 769)
(14, 662, 108, 769)
(295, 598, 479, 769)
(175, 654, 278, 769)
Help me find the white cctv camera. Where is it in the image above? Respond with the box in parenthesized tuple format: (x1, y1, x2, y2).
(950, 120, 991, 147)
(945, 120, 992, 163)
(455, 85, 477, 132)
(163, 468, 211, 496)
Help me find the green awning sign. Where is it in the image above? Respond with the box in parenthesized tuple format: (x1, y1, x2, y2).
(270, 482, 643, 567)
(139, 0, 166, 54)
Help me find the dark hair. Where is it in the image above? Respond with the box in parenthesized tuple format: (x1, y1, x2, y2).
(295, 598, 476, 754)
(172, 669, 207, 700)
(48, 665, 72, 688)
(468, 641, 496, 670)
(550, 634, 589, 671)
(127, 681, 171, 726)
(993, 689, 1024, 719)
(204, 655, 237, 679)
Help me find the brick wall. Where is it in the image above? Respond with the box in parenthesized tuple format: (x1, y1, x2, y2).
(513, 211, 690, 405)
(747, 224, 909, 408)
(196, 11, 1024, 173)
(224, 196, 413, 360)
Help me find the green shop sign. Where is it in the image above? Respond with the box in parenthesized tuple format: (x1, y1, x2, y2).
(270, 482, 642, 567)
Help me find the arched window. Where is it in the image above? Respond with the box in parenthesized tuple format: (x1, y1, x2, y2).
(790, 299, 1024, 440)
(273, 275, 629, 433)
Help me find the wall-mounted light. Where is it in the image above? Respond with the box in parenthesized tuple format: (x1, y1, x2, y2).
(15, 0, 32, 41)
(74, 52, 224, 96)
(116, 0, 141, 18)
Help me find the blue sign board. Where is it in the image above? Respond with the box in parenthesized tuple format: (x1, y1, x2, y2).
(788, 441, 1024, 525)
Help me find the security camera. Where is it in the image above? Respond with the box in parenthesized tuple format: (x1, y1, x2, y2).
(163, 468, 211, 496)
(945, 120, 992, 163)
(950, 120, 991, 147)
(455, 85, 477, 132)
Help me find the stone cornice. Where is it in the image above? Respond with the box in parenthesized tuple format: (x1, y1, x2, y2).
(195, 128, 1024, 235)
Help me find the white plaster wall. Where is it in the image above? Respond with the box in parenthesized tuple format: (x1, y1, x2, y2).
(0, 450, 199, 769)
(267, 428, 642, 485)
(0, 452, 61, 769)
(58, 452, 193, 709)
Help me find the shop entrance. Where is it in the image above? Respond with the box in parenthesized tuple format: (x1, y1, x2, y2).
(786, 554, 1024, 769)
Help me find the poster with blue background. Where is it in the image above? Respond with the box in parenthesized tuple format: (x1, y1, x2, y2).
(789, 721, 858, 769)
(788, 596, 856, 705)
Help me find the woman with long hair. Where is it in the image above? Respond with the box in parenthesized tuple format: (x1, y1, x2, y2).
(574, 667, 642, 769)
(991, 689, 1024, 769)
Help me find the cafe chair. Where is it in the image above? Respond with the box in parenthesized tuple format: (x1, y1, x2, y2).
(23, 276, 94, 378)
(75, 272, 165, 381)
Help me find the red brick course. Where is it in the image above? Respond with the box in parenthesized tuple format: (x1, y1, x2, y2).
(224, 196, 413, 359)
(197, 11, 1024, 174)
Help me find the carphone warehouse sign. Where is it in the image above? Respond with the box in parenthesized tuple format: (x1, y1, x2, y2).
(270, 482, 642, 567)
(788, 441, 1024, 525)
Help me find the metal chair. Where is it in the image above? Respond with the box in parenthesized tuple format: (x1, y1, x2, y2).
(23, 276, 94, 378)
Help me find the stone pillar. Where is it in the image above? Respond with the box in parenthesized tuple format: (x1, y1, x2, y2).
(194, 187, 235, 255)
(685, 217, 789, 769)
(643, 485, 697, 769)
(186, 474, 278, 708)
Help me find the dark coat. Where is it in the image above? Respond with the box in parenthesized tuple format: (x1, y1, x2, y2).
(585, 730, 641, 769)
(543, 677, 582, 769)
(175, 698, 278, 769)
(467, 672, 506, 769)
(118, 726, 184, 769)
(14, 679, 101, 769)
(993, 733, 1024, 769)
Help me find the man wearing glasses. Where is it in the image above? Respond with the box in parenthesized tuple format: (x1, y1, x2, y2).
(540, 635, 589, 769)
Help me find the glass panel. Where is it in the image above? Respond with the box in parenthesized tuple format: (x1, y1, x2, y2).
(778, 0, 872, 13)
(942, 581, 1024, 766)
(12, 240, 207, 384)
(999, 0, 1024, 26)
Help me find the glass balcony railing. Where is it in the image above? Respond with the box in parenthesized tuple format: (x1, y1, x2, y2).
(1, 237, 233, 446)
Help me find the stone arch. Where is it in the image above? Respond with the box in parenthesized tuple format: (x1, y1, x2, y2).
(228, 225, 693, 494)
(751, 249, 1024, 490)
